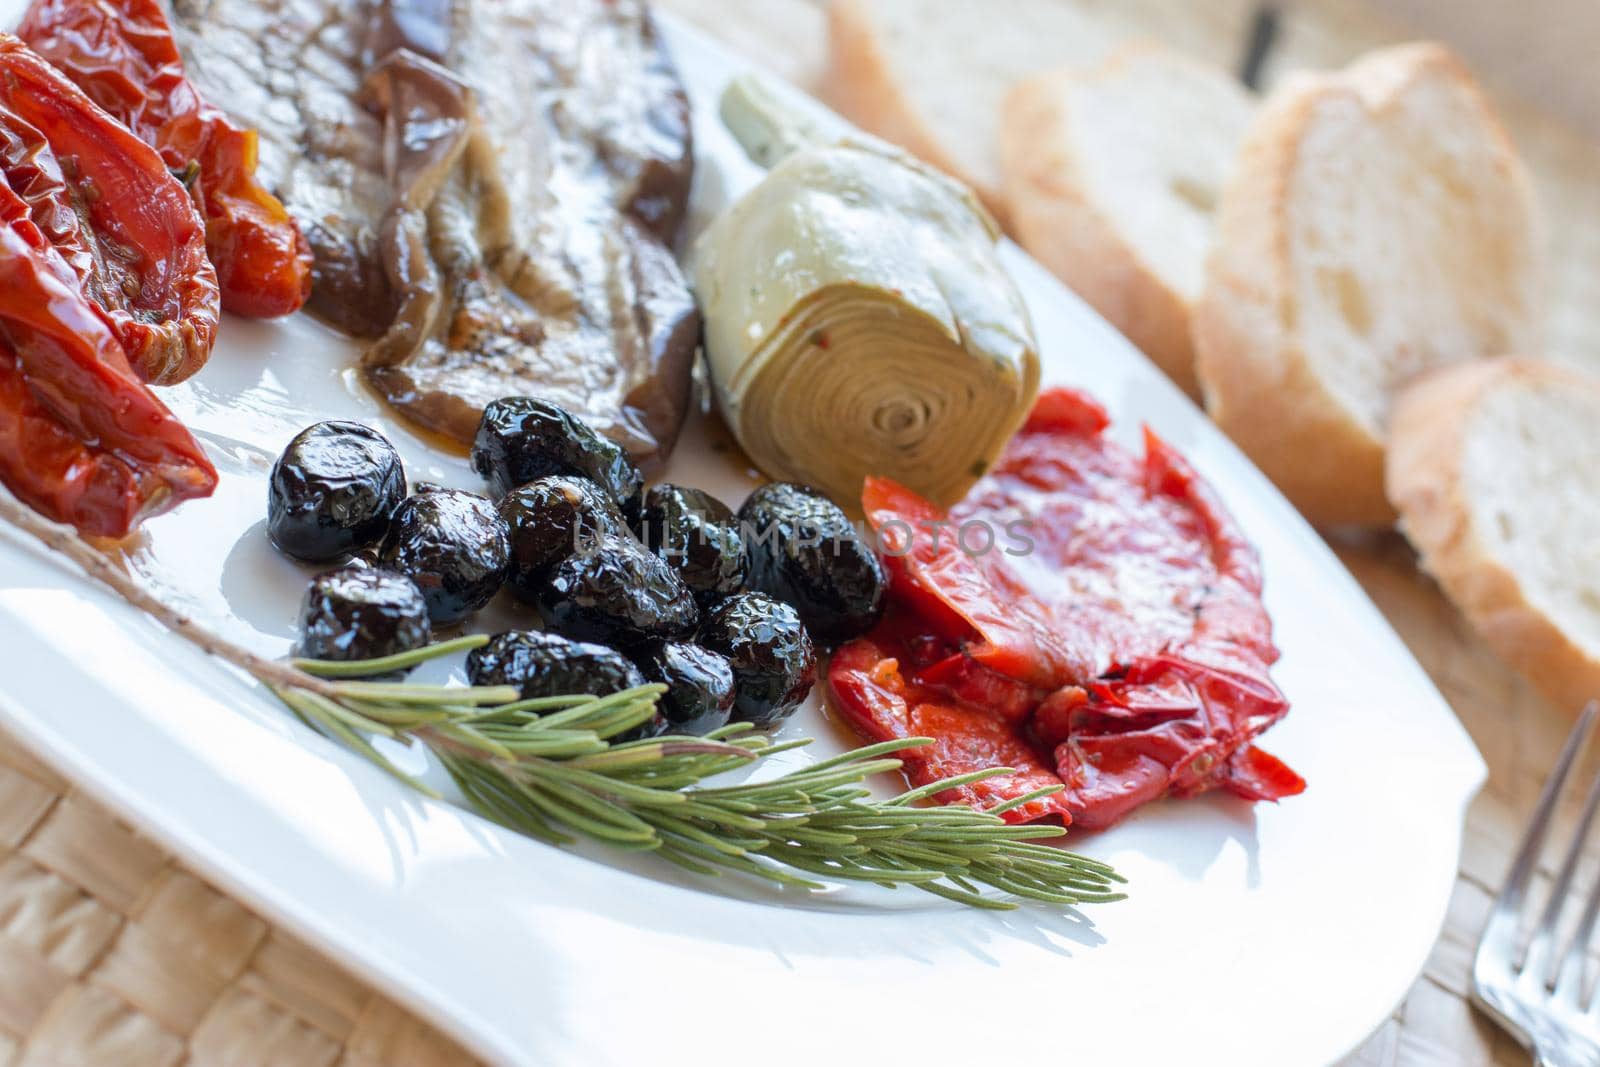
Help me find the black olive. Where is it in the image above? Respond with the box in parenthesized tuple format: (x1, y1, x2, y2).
(472, 398, 643, 518)
(539, 536, 698, 648)
(377, 488, 509, 626)
(638, 642, 735, 735)
(467, 630, 644, 698)
(737, 482, 886, 646)
(539, 537, 699, 648)
(267, 421, 405, 561)
(634, 484, 746, 606)
(296, 566, 430, 672)
(467, 631, 665, 741)
(499, 476, 626, 603)
(696, 592, 816, 727)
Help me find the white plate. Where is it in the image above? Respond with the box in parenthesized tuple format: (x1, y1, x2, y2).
(0, 17, 1484, 1067)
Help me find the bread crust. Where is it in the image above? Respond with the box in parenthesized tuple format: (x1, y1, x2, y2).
(1000, 55, 1201, 397)
(1193, 43, 1539, 527)
(822, 0, 1012, 227)
(1388, 358, 1600, 713)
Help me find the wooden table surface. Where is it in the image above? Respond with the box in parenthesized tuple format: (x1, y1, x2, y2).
(2, 1, 1596, 1064)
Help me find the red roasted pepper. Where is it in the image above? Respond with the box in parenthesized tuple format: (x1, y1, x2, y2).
(828, 388, 1304, 829)
(828, 621, 1077, 825)
(0, 35, 218, 385)
(19, 0, 312, 319)
(0, 33, 216, 536)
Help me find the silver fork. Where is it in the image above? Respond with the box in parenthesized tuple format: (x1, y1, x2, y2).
(1474, 701, 1600, 1066)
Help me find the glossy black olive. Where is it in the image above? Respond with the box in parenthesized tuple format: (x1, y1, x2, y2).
(499, 476, 626, 603)
(467, 630, 643, 698)
(377, 487, 509, 626)
(471, 398, 643, 518)
(538, 537, 698, 648)
(737, 482, 886, 646)
(296, 566, 430, 671)
(638, 642, 735, 735)
(634, 484, 746, 606)
(267, 421, 405, 561)
(467, 631, 665, 740)
(696, 592, 816, 727)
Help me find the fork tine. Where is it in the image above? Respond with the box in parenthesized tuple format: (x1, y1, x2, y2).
(1541, 754, 1600, 993)
(1499, 702, 1599, 938)
(1560, 845, 1600, 1006)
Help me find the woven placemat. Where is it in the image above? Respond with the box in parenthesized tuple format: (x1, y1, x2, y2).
(0, 741, 480, 1066)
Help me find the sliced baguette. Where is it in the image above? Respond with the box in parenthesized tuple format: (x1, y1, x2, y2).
(823, 0, 1122, 225)
(1193, 43, 1542, 526)
(1388, 359, 1600, 713)
(1001, 45, 1254, 396)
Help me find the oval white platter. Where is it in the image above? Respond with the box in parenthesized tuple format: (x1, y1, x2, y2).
(0, 15, 1485, 1067)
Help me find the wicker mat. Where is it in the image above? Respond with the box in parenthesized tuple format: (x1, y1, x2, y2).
(0, 741, 480, 1066)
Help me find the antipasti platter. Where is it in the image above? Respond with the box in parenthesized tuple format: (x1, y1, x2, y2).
(0, 3, 1485, 1064)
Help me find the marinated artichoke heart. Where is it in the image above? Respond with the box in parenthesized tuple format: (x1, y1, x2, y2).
(693, 77, 1040, 508)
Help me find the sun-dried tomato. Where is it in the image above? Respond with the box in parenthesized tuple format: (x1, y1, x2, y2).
(0, 35, 219, 385)
(0, 34, 215, 536)
(0, 198, 215, 537)
(19, 0, 312, 319)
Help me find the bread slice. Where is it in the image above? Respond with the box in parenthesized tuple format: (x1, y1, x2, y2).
(1001, 45, 1254, 397)
(823, 0, 1123, 225)
(1388, 359, 1600, 713)
(1192, 43, 1542, 526)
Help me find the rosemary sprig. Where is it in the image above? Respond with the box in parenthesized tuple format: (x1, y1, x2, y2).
(286, 636, 1126, 909)
(1, 492, 1126, 910)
